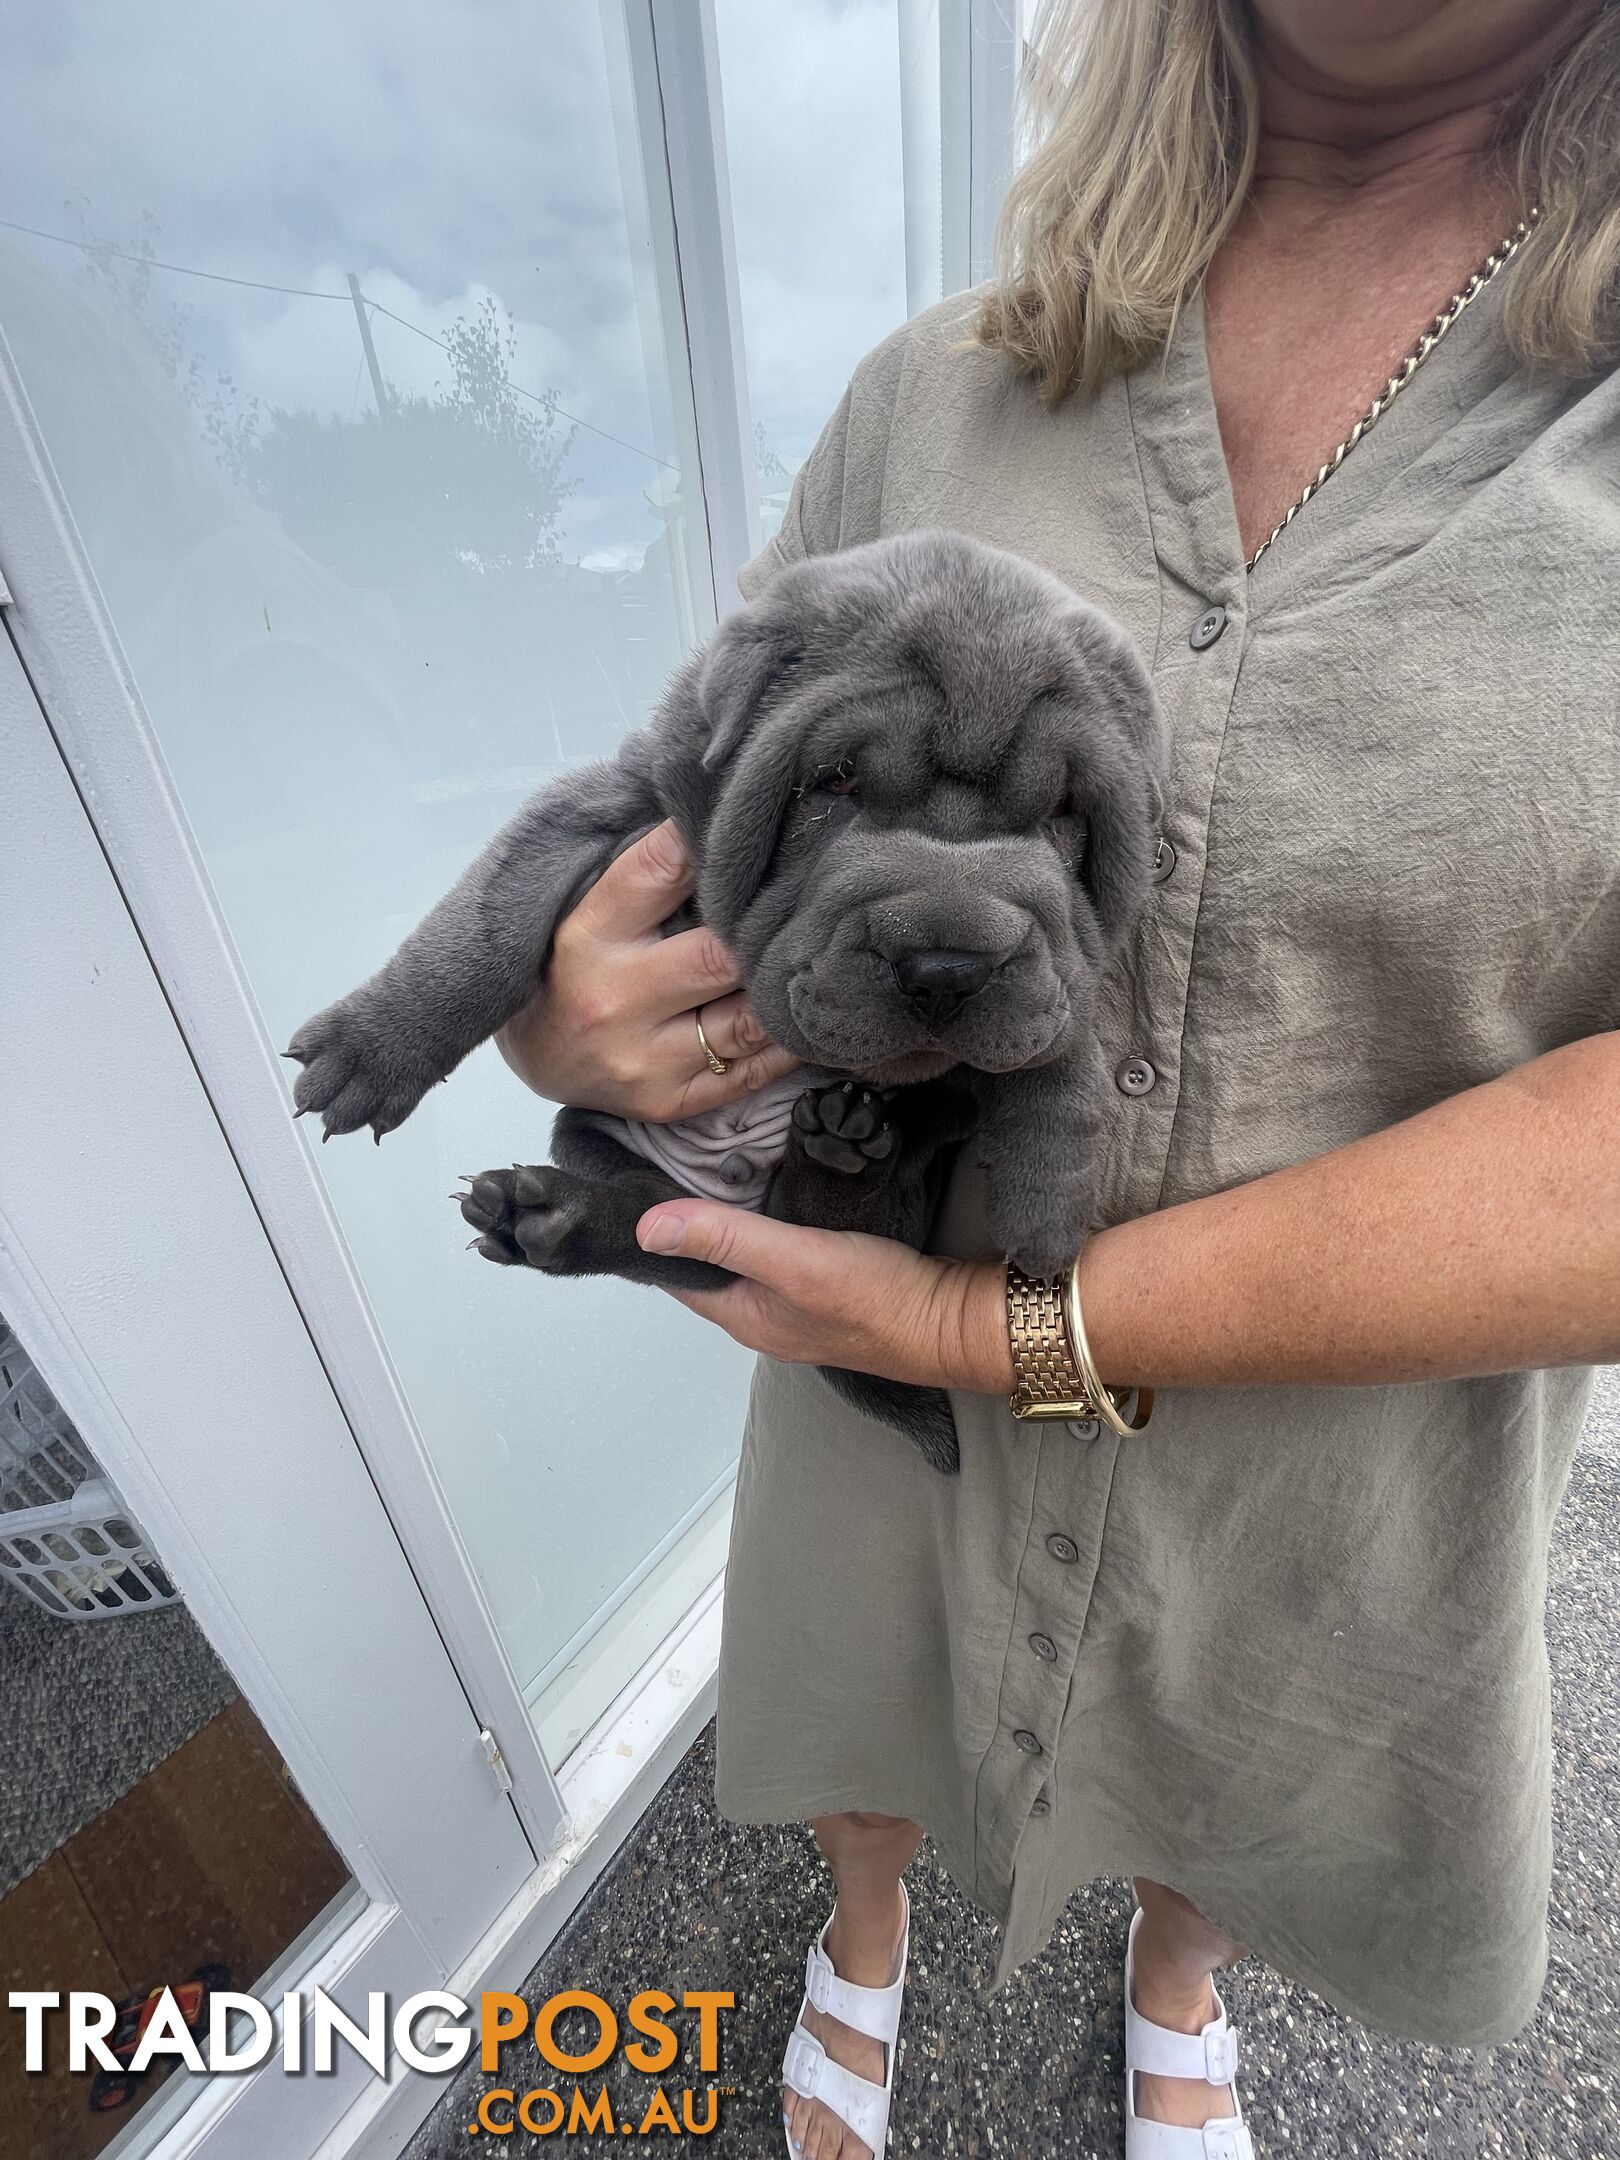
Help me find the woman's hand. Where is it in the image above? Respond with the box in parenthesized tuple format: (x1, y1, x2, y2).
(636, 1198, 1014, 1393)
(495, 819, 800, 1121)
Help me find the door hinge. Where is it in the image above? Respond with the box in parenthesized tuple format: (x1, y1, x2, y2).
(479, 1725, 514, 1796)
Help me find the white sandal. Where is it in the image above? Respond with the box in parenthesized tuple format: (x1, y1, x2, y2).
(1124, 1906, 1254, 2160)
(781, 1880, 910, 2156)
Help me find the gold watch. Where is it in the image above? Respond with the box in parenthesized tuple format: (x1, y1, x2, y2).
(1005, 1262, 1101, 1420)
(1005, 1258, 1154, 1433)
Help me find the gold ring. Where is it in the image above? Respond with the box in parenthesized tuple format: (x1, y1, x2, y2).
(694, 1010, 729, 1076)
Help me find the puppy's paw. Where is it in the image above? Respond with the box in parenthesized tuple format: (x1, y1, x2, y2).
(457, 1165, 584, 1271)
(286, 994, 442, 1143)
(791, 1081, 897, 1175)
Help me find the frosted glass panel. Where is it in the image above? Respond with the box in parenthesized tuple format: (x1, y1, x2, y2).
(0, 0, 747, 1747)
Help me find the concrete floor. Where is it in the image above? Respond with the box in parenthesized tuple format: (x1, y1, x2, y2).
(410, 1371, 1618, 2158)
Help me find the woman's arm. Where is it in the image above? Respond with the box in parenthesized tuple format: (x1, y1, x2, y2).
(1076, 1027, 1620, 1389)
(635, 1029, 1620, 1394)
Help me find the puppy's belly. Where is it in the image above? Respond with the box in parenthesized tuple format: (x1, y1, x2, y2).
(584, 1068, 833, 1210)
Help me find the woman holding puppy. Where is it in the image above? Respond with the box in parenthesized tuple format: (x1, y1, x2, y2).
(498, 1, 1620, 2153)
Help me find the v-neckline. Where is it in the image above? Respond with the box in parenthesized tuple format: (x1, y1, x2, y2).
(1125, 271, 1521, 617)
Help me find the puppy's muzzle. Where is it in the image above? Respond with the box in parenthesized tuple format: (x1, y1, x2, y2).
(890, 946, 998, 1028)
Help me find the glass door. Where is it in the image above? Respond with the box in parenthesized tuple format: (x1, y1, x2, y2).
(0, 0, 753, 1779)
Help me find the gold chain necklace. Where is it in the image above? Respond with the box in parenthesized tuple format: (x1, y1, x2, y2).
(1244, 207, 1540, 573)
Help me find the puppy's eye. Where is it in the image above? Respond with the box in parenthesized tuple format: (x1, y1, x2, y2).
(795, 758, 858, 799)
(1045, 815, 1088, 872)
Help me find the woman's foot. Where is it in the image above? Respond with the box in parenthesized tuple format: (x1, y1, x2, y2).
(781, 1885, 908, 2160)
(1127, 1879, 1247, 2140)
(1128, 1945, 1237, 2130)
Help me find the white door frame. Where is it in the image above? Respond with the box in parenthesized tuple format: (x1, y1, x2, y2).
(934, 0, 1022, 295)
(638, 0, 758, 613)
(0, 335, 569, 1860)
(0, 621, 539, 2157)
(5, 589, 728, 2159)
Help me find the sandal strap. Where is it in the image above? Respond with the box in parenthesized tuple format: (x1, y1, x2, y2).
(781, 2022, 891, 2153)
(1127, 1998, 1240, 2086)
(803, 1883, 909, 2047)
(1127, 2114, 1255, 2160)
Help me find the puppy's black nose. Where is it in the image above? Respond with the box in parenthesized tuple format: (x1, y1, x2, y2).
(892, 947, 996, 1027)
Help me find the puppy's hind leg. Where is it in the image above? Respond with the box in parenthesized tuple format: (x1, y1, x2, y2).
(766, 1076, 977, 1474)
(820, 1367, 960, 1474)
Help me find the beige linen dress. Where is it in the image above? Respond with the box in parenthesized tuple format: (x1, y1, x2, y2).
(715, 272, 1619, 2046)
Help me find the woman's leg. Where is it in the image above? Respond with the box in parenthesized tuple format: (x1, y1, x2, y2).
(1129, 1877, 1248, 2131)
(783, 1809, 922, 2160)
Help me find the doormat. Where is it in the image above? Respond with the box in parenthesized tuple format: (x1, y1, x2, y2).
(0, 1587, 238, 1894)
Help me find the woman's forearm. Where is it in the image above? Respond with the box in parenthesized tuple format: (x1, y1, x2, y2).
(1059, 1029, 1620, 1394)
(633, 1031, 1618, 1404)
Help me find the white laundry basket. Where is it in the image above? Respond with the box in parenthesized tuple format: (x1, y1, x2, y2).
(0, 1319, 178, 1620)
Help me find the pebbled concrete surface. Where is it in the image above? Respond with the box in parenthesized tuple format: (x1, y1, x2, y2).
(409, 1370, 1618, 2159)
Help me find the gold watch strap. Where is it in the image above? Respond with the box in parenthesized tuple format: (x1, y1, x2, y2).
(1005, 1262, 1099, 1421)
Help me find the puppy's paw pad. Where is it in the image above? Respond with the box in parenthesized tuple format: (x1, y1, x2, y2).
(457, 1165, 582, 1269)
(792, 1082, 896, 1175)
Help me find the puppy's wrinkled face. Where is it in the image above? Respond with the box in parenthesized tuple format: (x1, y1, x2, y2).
(670, 530, 1163, 1085)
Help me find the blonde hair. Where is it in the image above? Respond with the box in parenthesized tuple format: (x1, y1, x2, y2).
(976, 0, 1620, 401)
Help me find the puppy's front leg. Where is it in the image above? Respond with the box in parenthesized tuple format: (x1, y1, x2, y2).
(767, 1077, 978, 1476)
(288, 771, 659, 1142)
(764, 1075, 978, 1240)
(977, 1041, 1104, 1278)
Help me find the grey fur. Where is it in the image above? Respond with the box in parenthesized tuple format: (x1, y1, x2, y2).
(288, 529, 1165, 1471)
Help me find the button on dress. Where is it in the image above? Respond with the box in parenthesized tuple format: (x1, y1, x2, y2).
(715, 273, 1619, 2045)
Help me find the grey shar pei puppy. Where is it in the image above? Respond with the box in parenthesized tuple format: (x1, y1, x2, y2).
(289, 529, 1165, 1472)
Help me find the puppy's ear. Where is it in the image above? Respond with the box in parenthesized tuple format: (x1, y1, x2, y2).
(1068, 751, 1161, 949)
(1055, 608, 1167, 949)
(695, 709, 804, 931)
(697, 610, 805, 773)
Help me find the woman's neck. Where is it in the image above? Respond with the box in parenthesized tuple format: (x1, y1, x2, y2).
(1242, 116, 1520, 255)
(1245, 1, 1595, 220)
(1202, 2, 1593, 561)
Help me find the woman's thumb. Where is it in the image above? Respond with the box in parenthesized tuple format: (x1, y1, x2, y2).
(636, 1198, 820, 1281)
